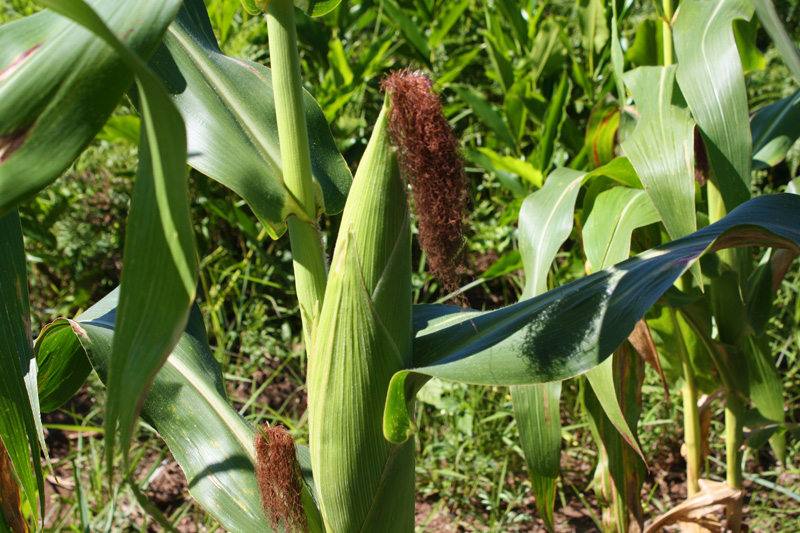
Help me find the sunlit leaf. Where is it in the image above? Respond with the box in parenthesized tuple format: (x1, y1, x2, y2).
(622, 66, 696, 244)
(148, 0, 352, 238)
(519, 168, 583, 298)
(512, 382, 561, 532)
(583, 186, 659, 273)
(674, 0, 753, 212)
(751, 0, 800, 85)
(36, 0, 198, 470)
(385, 194, 800, 443)
(0, 0, 181, 215)
(0, 209, 44, 529)
(751, 88, 800, 170)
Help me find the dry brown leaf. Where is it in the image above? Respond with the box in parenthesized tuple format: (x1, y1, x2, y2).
(771, 249, 799, 293)
(629, 319, 669, 402)
(644, 480, 741, 533)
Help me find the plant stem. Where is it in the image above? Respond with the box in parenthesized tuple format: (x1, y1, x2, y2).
(725, 391, 744, 532)
(662, 0, 674, 66)
(266, 0, 328, 348)
(671, 309, 701, 496)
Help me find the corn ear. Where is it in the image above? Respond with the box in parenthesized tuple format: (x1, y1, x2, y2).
(308, 102, 414, 532)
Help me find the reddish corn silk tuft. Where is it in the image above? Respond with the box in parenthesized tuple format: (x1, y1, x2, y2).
(255, 424, 307, 532)
(381, 69, 468, 302)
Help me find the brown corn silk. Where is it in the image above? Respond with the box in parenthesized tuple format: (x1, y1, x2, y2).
(255, 425, 307, 532)
(382, 69, 467, 299)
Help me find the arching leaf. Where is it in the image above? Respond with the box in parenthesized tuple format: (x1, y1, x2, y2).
(674, 0, 753, 211)
(0, 0, 182, 215)
(35, 289, 322, 532)
(385, 194, 800, 443)
(148, 0, 351, 238)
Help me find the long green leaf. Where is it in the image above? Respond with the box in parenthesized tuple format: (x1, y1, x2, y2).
(578, 0, 609, 63)
(520, 168, 584, 298)
(0, 0, 181, 215)
(429, 0, 471, 49)
(514, 167, 585, 530)
(583, 184, 656, 478)
(674, 0, 753, 212)
(512, 382, 561, 531)
(384, 194, 800, 443)
(37, 0, 198, 470)
(538, 71, 571, 173)
(584, 347, 645, 532)
(583, 186, 659, 274)
(382, 0, 431, 66)
(751, 88, 800, 170)
(35, 289, 322, 532)
(241, 0, 341, 17)
(0, 210, 44, 529)
(751, 0, 800, 85)
(621, 66, 696, 243)
(148, 0, 352, 238)
(585, 358, 644, 459)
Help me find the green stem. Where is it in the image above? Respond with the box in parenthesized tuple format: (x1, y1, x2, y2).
(725, 392, 744, 532)
(671, 309, 701, 496)
(662, 0, 674, 66)
(266, 0, 328, 348)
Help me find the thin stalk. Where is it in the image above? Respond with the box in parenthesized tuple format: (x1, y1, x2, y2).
(662, 0, 674, 66)
(670, 309, 701, 496)
(266, 0, 327, 348)
(725, 392, 744, 532)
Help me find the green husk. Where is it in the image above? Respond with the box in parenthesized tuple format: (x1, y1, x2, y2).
(308, 103, 414, 531)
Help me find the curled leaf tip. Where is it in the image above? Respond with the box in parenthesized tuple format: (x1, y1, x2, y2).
(381, 68, 468, 303)
(255, 424, 307, 532)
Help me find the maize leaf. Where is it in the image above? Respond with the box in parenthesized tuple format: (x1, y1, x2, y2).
(0, 0, 181, 215)
(147, 0, 352, 238)
(0, 209, 44, 529)
(386, 193, 800, 443)
(675, 0, 753, 212)
(35, 288, 322, 532)
(35, 0, 198, 470)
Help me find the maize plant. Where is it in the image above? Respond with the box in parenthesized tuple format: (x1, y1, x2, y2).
(2, 0, 800, 531)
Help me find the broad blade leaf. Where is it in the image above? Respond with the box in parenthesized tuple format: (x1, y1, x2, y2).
(0, 210, 44, 529)
(622, 66, 696, 243)
(385, 194, 800, 443)
(512, 382, 561, 531)
(452, 85, 518, 154)
(148, 0, 352, 238)
(752, 88, 800, 170)
(520, 168, 583, 298)
(241, 0, 341, 17)
(539, 72, 572, 173)
(514, 168, 583, 530)
(37, 0, 198, 469)
(585, 358, 644, 460)
(583, 186, 659, 274)
(35, 289, 321, 532)
(751, 0, 800, 85)
(578, 0, 609, 62)
(674, 0, 753, 212)
(0, 0, 181, 215)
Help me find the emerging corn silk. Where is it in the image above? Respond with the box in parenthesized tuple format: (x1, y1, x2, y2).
(255, 425, 307, 532)
(382, 69, 467, 300)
